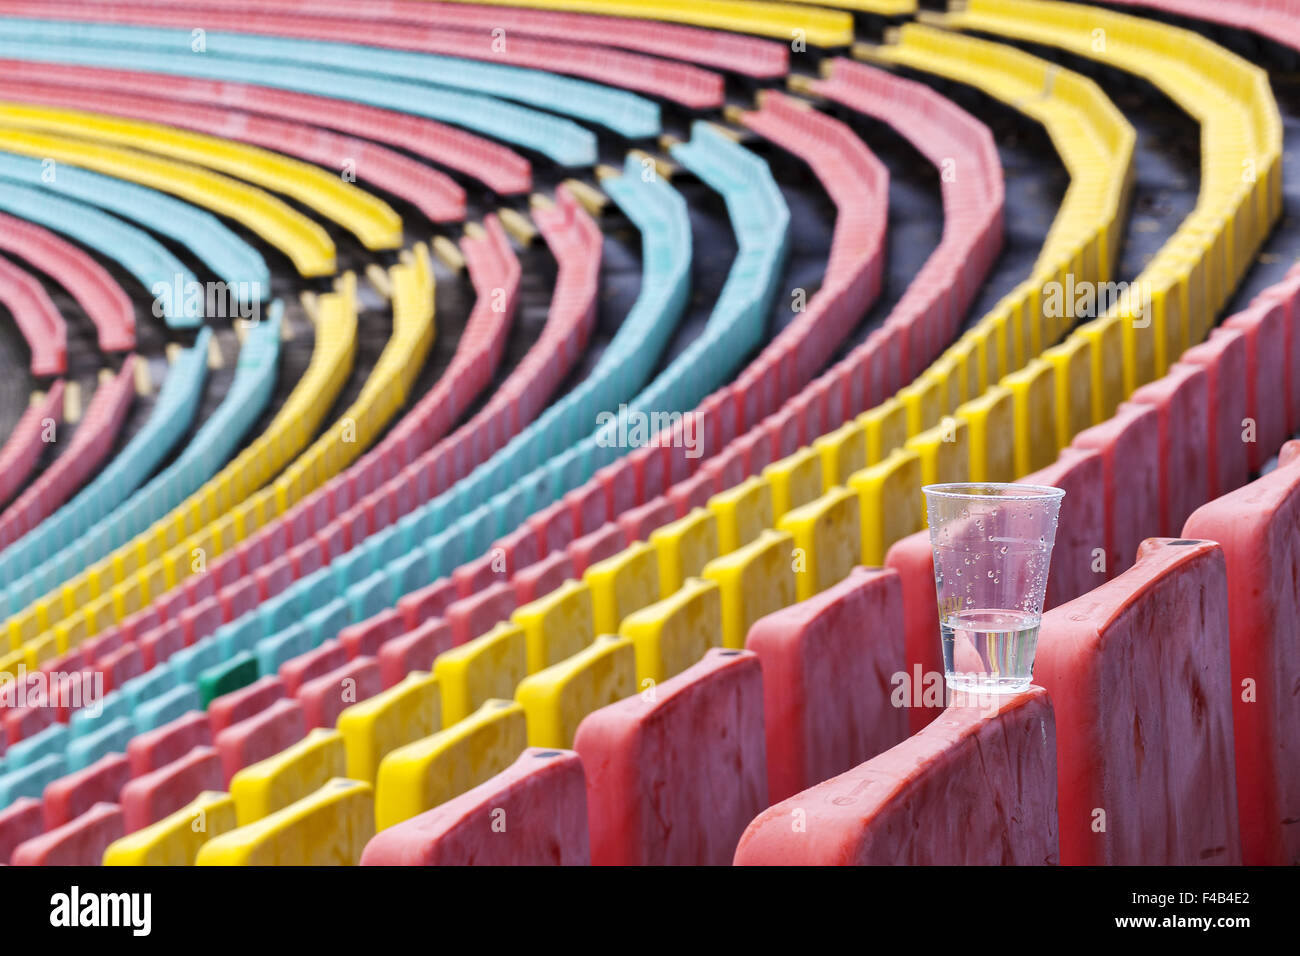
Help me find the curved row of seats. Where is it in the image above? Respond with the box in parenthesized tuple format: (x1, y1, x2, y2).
(0, 31, 597, 168)
(796, 60, 1005, 378)
(0, 363, 138, 557)
(0, 386, 65, 511)
(91, 115, 811, 749)
(0, 289, 368, 795)
(0, 5, 702, 629)
(0, 57, 533, 196)
(0, 176, 197, 330)
(188, 0, 793, 76)
(0, 0, 1287, 867)
(370, 25, 1126, 691)
(935, 0, 1281, 330)
(559, 0, 1282, 866)
(0, 80, 467, 225)
(0, 205, 598, 790)
(0, 17, 661, 141)
(0, 9, 956, 858)
(0, 46, 863, 858)
(432, 0, 860, 46)
(13, 0, 727, 109)
(1103, 0, 1300, 53)
(3, 125, 336, 278)
(0, 211, 133, 354)
(298, 32, 1132, 849)
(0, 347, 208, 586)
(0, 102, 406, 254)
(0, 314, 288, 655)
(20, 275, 382, 660)
(0, 209, 586, 842)
(364, 155, 1291, 868)
(877, 0, 1280, 723)
(0, 256, 66, 378)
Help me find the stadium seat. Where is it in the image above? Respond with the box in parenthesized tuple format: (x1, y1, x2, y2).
(745, 567, 908, 802)
(735, 689, 1059, 865)
(360, 748, 589, 866)
(1183, 448, 1300, 865)
(1036, 538, 1240, 865)
(575, 648, 766, 865)
(374, 699, 527, 831)
(195, 777, 373, 865)
(103, 790, 237, 865)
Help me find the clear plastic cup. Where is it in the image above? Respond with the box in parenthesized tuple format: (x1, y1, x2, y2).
(922, 483, 1065, 695)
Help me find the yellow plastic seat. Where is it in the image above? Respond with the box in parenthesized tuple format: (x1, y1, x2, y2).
(374, 699, 526, 831)
(701, 528, 797, 649)
(433, 622, 528, 725)
(848, 448, 923, 565)
(648, 507, 719, 596)
(196, 778, 374, 865)
(618, 576, 722, 685)
(337, 671, 442, 785)
(584, 541, 660, 635)
(103, 792, 238, 866)
(777, 486, 860, 601)
(514, 634, 636, 748)
(763, 447, 822, 521)
(813, 420, 868, 489)
(954, 386, 1016, 483)
(511, 579, 595, 674)
(1002, 359, 1059, 475)
(859, 397, 907, 465)
(707, 475, 773, 554)
(229, 728, 348, 825)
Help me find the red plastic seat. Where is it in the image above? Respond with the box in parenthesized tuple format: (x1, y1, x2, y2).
(734, 689, 1058, 865)
(746, 566, 908, 802)
(1183, 445, 1300, 865)
(1071, 403, 1161, 580)
(120, 746, 224, 833)
(1036, 538, 1239, 865)
(574, 649, 767, 866)
(360, 748, 589, 866)
(11, 802, 123, 866)
(42, 753, 130, 829)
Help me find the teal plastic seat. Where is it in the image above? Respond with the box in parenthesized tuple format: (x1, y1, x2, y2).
(64, 716, 134, 772)
(0, 754, 65, 809)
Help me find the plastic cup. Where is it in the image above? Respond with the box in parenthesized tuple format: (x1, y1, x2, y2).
(922, 482, 1065, 695)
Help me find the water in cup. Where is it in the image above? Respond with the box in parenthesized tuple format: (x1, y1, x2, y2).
(940, 607, 1041, 694)
(923, 483, 1064, 696)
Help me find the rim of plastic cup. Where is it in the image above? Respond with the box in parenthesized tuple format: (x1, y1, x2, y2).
(922, 482, 1066, 501)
